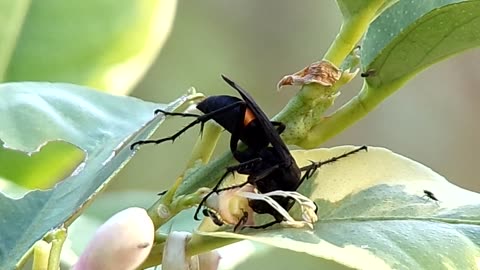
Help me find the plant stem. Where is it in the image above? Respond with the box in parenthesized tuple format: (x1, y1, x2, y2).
(32, 241, 50, 270)
(324, 1, 383, 66)
(273, 1, 384, 147)
(46, 228, 67, 270)
(170, 122, 222, 196)
(299, 78, 405, 148)
(185, 234, 238, 257)
(139, 234, 238, 268)
(147, 122, 222, 229)
(324, 19, 363, 66)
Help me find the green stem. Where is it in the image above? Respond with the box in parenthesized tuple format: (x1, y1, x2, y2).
(273, 72, 351, 146)
(324, 1, 383, 66)
(147, 122, 222, 229)
(273, 1, 385, 147)
(46, 228, 67, 270)
(139, 234, 239, 269)
(138, 242, 165, 269)
(185, 234, 238, 257)
(186, 122, 222, 168)
(300, 78, 404, 148)
(164, 122, 222, 204)
(31, 241, 50, 270)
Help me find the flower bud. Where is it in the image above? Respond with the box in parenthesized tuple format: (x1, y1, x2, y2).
(73, 207, 154, 270)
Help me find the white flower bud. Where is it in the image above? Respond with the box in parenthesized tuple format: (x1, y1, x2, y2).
(73, 207, 154, 270)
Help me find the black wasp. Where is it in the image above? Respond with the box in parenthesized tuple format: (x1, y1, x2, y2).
(132, 75, 366, 230)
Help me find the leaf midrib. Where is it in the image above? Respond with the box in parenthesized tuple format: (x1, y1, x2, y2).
(319, 216, 480, 225)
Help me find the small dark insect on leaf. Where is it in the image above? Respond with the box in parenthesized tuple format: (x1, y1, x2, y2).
(360, 69, 376, 78)
(422, 190, 439, 202)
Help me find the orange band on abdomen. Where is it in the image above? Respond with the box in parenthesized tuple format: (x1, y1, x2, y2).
(243, 108, 256, 126)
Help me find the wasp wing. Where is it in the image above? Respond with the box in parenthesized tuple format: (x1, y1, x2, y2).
(221, 75, 293, 164)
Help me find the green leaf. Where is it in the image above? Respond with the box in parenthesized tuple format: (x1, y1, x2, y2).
(199, 146, 480, 270)
(0, 141, 85, 189)
(0, 0, 177, 187)
(361, 0, 480, 89)
(0, 82, 193, 269)
(0, 177, 28, 198)
(1, 0, 177, 95)
(218, 241, 353, 270)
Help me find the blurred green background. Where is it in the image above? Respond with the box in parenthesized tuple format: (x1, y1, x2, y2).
(118, 0, 480, 194)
